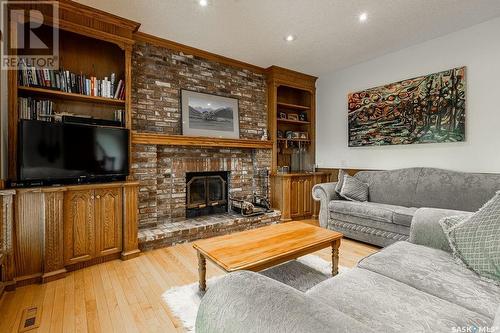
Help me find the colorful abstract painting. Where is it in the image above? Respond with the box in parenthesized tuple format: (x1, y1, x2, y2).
(348, 67, 466, 147)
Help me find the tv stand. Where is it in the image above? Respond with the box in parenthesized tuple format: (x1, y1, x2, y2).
(9, 181, 139, 288)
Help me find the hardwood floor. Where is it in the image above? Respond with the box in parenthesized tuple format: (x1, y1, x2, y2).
(0, 220, 379, 333)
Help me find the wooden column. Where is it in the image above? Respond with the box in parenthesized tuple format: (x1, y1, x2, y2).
(41, 189, 67, 283)
(14, 190, 44, 285)
(0, 190, 15, 295)
(121, 182, 140, 260)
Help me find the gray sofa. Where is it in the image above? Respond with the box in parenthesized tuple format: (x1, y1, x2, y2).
(196, 208, 500, 332)
(312, 167, 500, 247)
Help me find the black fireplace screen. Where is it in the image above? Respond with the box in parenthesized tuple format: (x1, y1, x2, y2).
(186, 171, 228, 218)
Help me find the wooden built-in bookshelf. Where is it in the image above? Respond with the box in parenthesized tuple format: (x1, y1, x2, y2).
(7, 1, 140, 179)
(266, 66, 317, 173)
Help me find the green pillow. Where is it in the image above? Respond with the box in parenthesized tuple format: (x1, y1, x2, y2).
(440, 191, 500, 285)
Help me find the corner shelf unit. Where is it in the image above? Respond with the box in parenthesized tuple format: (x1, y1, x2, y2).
(266, 66, 318, 173)
(7, 2, 140, 180)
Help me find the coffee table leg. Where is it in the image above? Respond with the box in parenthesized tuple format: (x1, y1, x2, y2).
(332, 240, 340, 276)
(198, 251, 207, 292)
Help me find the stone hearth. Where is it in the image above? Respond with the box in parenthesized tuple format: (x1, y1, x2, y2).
(138, 210, 282, 251)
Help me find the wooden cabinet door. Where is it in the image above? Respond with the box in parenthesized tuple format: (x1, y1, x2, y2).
(290, 177, 301, 218)
(95, 188, 122, 257)
(302, 177, 313, 217)
(64, 190, 95, 265)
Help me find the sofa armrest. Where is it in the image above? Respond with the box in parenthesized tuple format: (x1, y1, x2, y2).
(196, 271, 374, 333)
(409, 208, 472, 252)
(312, 182, 339, 228)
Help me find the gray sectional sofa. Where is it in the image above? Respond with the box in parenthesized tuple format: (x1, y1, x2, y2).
(312, 167, 500, 247)
(196, 208, 500, 332)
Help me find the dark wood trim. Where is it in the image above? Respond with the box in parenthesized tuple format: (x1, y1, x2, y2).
(133, 31, 265, 74)
(58, 0, 141, 33)
(315, 168, 374, 182)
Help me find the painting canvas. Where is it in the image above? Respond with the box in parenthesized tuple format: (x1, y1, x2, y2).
(181, 90, 240, 139)
(348, 67, 466, 147)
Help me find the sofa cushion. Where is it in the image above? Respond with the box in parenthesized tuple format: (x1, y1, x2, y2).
(354, 168, 421, 207)
(494, 305, 500, 331)
(328, 200, 417, 227)
(393, 207, 418, 227)
(413, 167, 500, 212)
(441, 191, 500, 284)
(339, 175, 369, 202)
(358, 241, 500, 319)
(306, 267, 491, 332)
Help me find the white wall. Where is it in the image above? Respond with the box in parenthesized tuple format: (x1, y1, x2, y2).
(316, 17, 500, 173)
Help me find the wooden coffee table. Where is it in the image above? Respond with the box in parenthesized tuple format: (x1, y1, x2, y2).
(192, 221, 343, 291)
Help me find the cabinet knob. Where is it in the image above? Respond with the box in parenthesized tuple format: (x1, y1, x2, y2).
(91, 195, 95, 199)
(96, 195, 101, 199)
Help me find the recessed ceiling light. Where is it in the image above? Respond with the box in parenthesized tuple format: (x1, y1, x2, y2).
(199, 0, 208, 7)
(359, 12, 368, 22)
(285, 35, 296, 42)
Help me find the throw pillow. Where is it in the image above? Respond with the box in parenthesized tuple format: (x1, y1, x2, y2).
(339, 175, 369, 202)
(440, 191, 500, 284)
(335, 169, 348, 194)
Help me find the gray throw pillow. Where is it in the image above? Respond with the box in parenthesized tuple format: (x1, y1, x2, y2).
(339, 175, 368, 202)
(440, 191, 500, 285)
(335, 169, 348, 194)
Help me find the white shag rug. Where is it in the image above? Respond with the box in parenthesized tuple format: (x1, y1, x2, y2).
(162, 254, 348, 332)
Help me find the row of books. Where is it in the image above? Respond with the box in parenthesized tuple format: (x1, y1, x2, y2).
(18, 64, 125, 100)
(114, 110, 125, 124)
(19, 97, 54, 121)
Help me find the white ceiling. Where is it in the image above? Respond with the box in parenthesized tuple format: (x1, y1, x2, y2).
(75, 0, 500, 76)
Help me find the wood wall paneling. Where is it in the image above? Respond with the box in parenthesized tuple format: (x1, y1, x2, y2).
(315, 168, 368, 183)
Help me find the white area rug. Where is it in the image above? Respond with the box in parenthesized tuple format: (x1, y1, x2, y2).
(162, 254, 347, 332)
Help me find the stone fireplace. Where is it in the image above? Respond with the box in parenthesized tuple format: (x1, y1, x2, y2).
(186, 171, 228, 218)
(131, 40, 282, 251)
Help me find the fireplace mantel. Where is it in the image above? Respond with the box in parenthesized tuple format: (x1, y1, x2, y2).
(132, 132, 273, 149)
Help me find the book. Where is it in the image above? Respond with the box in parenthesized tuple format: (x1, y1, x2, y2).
(17, 66, 126, 100)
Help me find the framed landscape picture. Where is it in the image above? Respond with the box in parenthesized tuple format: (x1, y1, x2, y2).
(348, 67, 466, 147)
(181, 90, 240, 139)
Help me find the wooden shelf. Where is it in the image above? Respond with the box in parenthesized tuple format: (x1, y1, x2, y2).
(277, 118, 310, 125)
(18, 86, 126, 106)
(277, 102, 310, 111)
(132, 132, 273, 149)
(277, 138, 311, 143)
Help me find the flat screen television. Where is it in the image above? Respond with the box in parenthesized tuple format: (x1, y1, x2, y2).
(18, 120, 129, 185)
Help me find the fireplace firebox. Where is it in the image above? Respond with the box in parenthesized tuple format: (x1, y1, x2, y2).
(186, 171, 229, 218)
